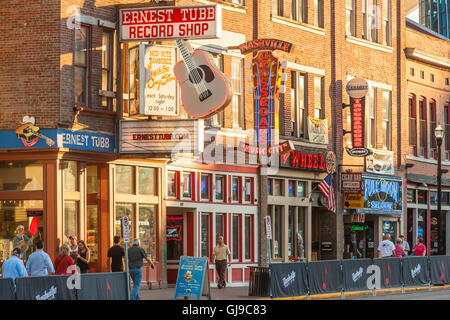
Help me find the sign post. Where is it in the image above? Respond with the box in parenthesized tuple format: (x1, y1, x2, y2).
(122, 216, 131, 300)
(265, 215, 272, 264)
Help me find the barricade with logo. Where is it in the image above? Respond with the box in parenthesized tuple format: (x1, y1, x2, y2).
(307, 260, 341, 295)
(401, 256, 430, 287)
(0, 278, 15, 300)
(341, 259, 373, 292)
(429, 255, 450, 285)
(15, 275, 75, 300)
(269, 262, 308, 298)
(78, 272, 128, 300)
(372, 258, 402, 289)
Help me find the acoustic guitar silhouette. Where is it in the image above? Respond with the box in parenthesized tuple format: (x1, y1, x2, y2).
(174, 39, 231, 119)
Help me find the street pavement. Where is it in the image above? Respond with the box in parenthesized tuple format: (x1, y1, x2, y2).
(141, 286, 263, 300)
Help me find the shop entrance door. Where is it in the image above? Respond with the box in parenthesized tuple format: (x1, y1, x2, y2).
(344, 221, 374, 259)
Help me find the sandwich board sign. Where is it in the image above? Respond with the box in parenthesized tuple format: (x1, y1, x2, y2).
(174, 256, 211, 300)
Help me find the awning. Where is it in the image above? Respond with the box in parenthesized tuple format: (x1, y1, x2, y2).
(406, 173, 450, 187)
(355, 209, 402, 216)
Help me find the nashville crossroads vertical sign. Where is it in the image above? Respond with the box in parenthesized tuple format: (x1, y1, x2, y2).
(120, 5, 222, 41)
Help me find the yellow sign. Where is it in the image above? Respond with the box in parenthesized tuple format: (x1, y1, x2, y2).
(344, 193, 364, 209)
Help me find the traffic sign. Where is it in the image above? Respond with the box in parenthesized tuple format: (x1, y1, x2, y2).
(122, 216, 130, 244)
(265, 215, 272, 240)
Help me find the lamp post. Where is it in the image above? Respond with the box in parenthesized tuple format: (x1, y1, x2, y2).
(435, 125, 444, 255)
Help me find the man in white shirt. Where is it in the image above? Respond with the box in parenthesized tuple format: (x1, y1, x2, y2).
(377, 233, 396, 258)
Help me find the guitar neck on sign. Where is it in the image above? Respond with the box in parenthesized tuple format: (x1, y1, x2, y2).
(173, 39, 232, 119)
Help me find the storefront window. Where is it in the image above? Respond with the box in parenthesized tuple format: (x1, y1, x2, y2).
(417, 209, 427, 242)
(288, 207, 295, 256)
(288, 180, 295, 197)
(182, 172, 192, 199)
(0, 161, 43, 191)
(167, 215, 183, 260)
(138, 167, 157, 196)
(86, 204, 98, 263)
(115, 203, 135, 239)
(274, 179, 282, 196)
(267, 178, 273, 195)
(417, 190, 428, 204)
(245, 215, 252, 260)
(232, 177, 239, 201)
(201, 174, 209, 200)
(0, 200, 44, 262)
(201, 213, 210, 258)
(215, 175, 224, 201)
(232, 214, 240, 260)
(139, 205, 157, 260)
(407, 189, 416, 204)
(297, 181, 305, 197)
(115, 165, 135, 194)
(273, 206, 283, 259)
(87, 165, 98, 194)
(381, 220, 397, 241)
(167, 171, 177, 198)
(64, 161, 78, 191)
(245, 178, 252, 202)
(64, 201, 78, 239)
(215, 214, 224, 239)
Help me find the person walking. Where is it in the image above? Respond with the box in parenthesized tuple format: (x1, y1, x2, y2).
(413, 236, 427, 256)
(26, 240, 55, 276)
(1, 248, 28, 283)
(394, 238, 405, 258)
(107, 236, 124, 272)
(76, 240, 90, 273)
(345, 231, 362, 259)
(13, 225, 30, 261)
(399, 235, 410, 256)
(128, 238, 154, 300)
(213, 235, 231, 289)
(377, 233, 396, 258)
(54, 244, 75, 275)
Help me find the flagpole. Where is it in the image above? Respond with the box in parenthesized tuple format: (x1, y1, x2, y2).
(303, 173, 331, 199)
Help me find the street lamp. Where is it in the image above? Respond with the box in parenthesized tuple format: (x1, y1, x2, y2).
(435, 125, 444, 255)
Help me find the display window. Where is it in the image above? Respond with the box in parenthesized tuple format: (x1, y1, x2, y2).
(0, 161, 43, 191)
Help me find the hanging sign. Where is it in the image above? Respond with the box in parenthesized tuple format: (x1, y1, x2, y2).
(341, 173, 363, 194)
(265, 215, 272, 240)
(344, 194, 364, 209)
(365, 149, 395, 175)
(143, 45, 178, 116)
(349, 97, 365, 149)
(326, 151, 337, 174)
(357, 175, 403, 215)
(308, 117, 328, 145)
(346, 78, 369, 99)
(120, 5, 222, 41)
(239, 39, 293, 54)
(280, 148, 327, 171)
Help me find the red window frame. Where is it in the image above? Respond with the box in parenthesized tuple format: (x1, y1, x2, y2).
(419, 97, 427, 157)
(409, 94, 417, 156)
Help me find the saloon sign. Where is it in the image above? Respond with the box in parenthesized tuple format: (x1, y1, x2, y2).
(280, 148, 327, 171)
(120, 5, 222, 41)
(357, 175, 403, 215)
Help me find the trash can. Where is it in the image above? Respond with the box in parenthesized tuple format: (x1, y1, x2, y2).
(248, 266, 270, 297)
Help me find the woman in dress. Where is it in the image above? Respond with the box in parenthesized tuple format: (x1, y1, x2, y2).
(76, 240, 90, 273)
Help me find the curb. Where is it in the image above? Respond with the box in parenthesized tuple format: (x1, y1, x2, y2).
(266, 284, 450, 300)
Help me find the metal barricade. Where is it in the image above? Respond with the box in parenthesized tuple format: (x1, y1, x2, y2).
(248, 266, 270, 297)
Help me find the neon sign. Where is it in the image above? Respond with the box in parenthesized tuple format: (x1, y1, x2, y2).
(350, 97, 365, 149)
(280, 149, 327, 171)
(362, 175, 403, 212)
(351, 225, 369, 231)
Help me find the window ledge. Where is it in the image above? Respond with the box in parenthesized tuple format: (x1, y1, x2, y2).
(271, 15, 326, 36)
(345, 35, 393, 53)
(280, 136, 328, 150)
(194, 0, 247, 13)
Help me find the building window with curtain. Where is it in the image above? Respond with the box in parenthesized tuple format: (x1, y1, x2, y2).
(232, 215, 240, 260)
(272, 0, 283, 16)
(292, 0, 307, 22)
(409, 95, 418, 156)
(64, 161, 78, 191)
(200, 173, 210, 201)
(101, 30, 114, 109)
(182, 172, 193, 199)
(430, 100, 437, 159)
(215, 175, 225, 201)
(167, 171, 177, 198)
(363, 0, 378, 42)
(75, 25, 89, 106)
(313, 0, 324, 27)
(382, 91, 391, 150)
(244, 215, 252, 260)
(231, 176, 240, 202)
(346, 0, 356, 36)
(231, 58, 244, 129)
(291, 71, 307, 138)
(419, 97, 427, 158)
(314, 76, 324, 119)
(115, 165, 135, 194)
(366, 87, 377, 148)
(382, 0, 391, 46)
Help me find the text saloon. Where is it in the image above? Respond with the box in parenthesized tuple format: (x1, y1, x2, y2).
(120, 5, 222, 41)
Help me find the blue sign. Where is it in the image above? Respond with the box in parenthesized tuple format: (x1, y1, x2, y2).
(174, 256, 208, 300)
(0, 129, 115, 153)
(357, 174, 403, 215)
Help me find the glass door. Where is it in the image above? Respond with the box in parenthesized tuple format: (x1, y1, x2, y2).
(166, 215, 184, 261)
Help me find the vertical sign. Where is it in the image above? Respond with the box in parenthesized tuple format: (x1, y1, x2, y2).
(253, 51, 279, 149)
(350, 97, 365, 149)
(143, 45, 178, 115)
(265, 215, 272, 239)
(122, 216, 131, 244)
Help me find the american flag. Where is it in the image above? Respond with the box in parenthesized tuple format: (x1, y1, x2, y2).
(317, 174, 336, 213)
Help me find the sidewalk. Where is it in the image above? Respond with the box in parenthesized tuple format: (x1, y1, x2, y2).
(141, 286, 262, 300)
